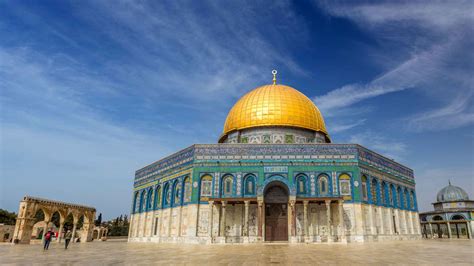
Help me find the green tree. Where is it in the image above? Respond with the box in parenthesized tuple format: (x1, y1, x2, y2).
(0, 209, 17, 225)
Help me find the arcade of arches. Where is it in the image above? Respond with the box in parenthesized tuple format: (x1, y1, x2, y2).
(13, 196, 96, 244)
(209, 181, 346, 243)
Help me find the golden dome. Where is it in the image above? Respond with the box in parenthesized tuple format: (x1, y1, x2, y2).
(220, 84, 329, 142)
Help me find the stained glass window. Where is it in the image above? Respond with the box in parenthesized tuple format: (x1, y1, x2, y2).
(223, 175, 233, 196)
(361, 175, 368, 201)
(339, 174, 351, 196)
(318, 175, 329, 195)
(184, 177, 192, 203)
(200, 175, 212, 197)
(371, 179, 378, 204)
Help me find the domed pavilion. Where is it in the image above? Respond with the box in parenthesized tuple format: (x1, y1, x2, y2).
(129, 71, 421, 243)
(419, 182, 473, 239)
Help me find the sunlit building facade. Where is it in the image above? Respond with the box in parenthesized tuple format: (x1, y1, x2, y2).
(128, 72, 421, 243)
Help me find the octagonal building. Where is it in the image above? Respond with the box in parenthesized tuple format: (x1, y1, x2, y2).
(128, 73, 421, 243)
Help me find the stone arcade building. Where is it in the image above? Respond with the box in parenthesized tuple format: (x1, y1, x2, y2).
(13, 196, 96, 244)
(128, 72, 421, 243)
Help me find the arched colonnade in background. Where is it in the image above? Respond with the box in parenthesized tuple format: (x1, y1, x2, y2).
(13, 196, 96, 244)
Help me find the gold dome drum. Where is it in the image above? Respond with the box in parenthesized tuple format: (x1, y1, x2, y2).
(219, 84, 329, 143)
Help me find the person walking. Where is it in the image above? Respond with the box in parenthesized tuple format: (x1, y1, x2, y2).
(64, 229, 73, 249)
(43, 229, 53, 250)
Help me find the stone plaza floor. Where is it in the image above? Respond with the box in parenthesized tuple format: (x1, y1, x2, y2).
(0, 239, 473, 265)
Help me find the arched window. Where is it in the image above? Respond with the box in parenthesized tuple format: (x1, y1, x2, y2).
(410, 191, 415, 210)
(133, 192, 139, 213)
(296, 175, 307, 195)
(244, 175, 256, 196)
(200, 175, 213, 198)
(432, 215, 444, 221)
(222, 175, 233, 196)
(174, 181, 182, 206)
(318, 174, 329, 196)
(451, 215, 465, 220)
(183, 177, 192, 203)
(147, 188, 153, 211)
(381, 182, 387, 206)
(361, 175, 368, 201)
(140, 190, 147, 212)
(404, 188, 410, 210)
(390, 184, 396, 207)
(370, 178, 378, 205)
(154, 186, 162, 209)
(164, 183, 171, 206)
(397, 187, 403, 209)
(339, 174, 351, 196)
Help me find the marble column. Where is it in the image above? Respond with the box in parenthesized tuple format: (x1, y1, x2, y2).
(447, 222, 452, 238)
(290, 200, 296, 238)
(303, 201, 308, 239)
(368, 205, 375, 235)
(325, 200, 332, 242)
(167, 208, 172, 237)
(257, 200, 263, 239)
(177, 205, 183, 237)
(378, 206, 384, 235)
(244, 201, 250, 237)
(220, 201, 227, 237)
(338, 201, 346, 242)
(208, 201, 214, 238)
(428, 223, 433, 238)
(466, 222, 472, 239)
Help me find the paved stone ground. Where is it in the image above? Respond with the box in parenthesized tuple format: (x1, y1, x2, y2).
(0, 239, 473, 265)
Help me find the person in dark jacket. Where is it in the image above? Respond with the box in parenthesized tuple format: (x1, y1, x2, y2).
(43, 229, 54, 250)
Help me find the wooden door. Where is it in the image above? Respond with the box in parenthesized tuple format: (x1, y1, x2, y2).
(265, 203, 288, 241)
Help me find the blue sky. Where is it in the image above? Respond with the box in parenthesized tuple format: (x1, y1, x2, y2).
(1, 1, 472, 219)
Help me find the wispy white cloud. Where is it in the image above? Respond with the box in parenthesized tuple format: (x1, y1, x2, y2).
(0, 1, 310, 217)
(330, 119, 366, 133)
(349, 131, 408, 162)
(315, 1, 474, 132)
(348, 130, 409, 161)
(406, 91, 474, 131)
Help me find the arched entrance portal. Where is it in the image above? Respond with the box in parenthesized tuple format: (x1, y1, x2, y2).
(264, 181, 289, 241)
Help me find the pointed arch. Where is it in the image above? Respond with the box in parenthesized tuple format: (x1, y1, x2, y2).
(146, 187, 153, 211)
(222, 174, 234, 197)
(317, 174, 329, 196)
(243, 174, 256, 196)
(139, 190, 146, 212)
(361, 175, 368, 202)
(296, 174, 308, 195)
(381, 181, 388, 206)
(163, 183, 171, 207)
(397, 186, 404, 209)
(183, 176, 192, 203)
(338, 173, 351, 197)
(173, 179, 182, 206)
(132, 191, 139, 213)
(200, 174, 213, 199)
(410, 190, 415, 210)
(154, 185, 162, 209)
(370, 178, 379, 205)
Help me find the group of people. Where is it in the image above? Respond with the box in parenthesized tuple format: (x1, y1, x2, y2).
(43, 228, 75, 250)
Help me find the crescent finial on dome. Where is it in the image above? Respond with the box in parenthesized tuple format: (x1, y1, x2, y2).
(272, 69, 277, 85)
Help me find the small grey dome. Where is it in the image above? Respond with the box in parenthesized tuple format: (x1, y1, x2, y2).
(436, 182, 469, 202)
